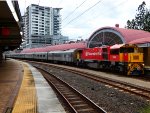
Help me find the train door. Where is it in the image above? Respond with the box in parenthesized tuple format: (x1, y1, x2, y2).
(120, 47, 128, 62)
(76, 50, 83, 66)
(102, 47, 108, 60)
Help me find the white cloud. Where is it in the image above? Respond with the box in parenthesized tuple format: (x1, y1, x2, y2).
(18, 0, 150, 40)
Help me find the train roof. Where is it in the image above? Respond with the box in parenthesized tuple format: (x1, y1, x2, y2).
(63, 49, 81, 52)
(110, 44, 125, 49)
(48, 50, 64, 53)
(48, 49, 79, 54)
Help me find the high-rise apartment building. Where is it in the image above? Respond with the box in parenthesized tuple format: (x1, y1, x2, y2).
(22, 4, 68, 48)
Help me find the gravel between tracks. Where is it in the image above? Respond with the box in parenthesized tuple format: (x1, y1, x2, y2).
(32, 63, 150, 113)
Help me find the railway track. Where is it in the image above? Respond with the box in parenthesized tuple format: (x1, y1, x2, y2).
(37, 67, 106, 113)
(29, 61, 150, 100)
(56, 66, 150, 100)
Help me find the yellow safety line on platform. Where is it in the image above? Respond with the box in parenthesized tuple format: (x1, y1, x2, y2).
(12, 63, 37, 113)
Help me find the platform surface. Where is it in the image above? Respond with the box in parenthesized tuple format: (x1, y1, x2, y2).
(0, 59, 23, 113)
(11, 59, 66, 113)
(0, 59, 66, 113)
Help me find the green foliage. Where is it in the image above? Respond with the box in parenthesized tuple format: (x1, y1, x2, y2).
(139, 105, 150, 113)
(126, 1, 150, 32)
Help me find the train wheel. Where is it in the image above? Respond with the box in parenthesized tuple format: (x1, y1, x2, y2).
(76, 61, 79, 67)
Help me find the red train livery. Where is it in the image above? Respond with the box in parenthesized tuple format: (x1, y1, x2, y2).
(80, 44, 144, 75)
(7, 44, 144, 75)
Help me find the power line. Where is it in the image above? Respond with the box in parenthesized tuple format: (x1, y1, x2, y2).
(62, 0, 88, 21)
(63, 0, 103, 27)
(87, 0, 128, 23)
(62, 0, 128, 38)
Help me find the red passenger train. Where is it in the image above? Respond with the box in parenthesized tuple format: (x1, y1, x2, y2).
(7, 44, 144, 75)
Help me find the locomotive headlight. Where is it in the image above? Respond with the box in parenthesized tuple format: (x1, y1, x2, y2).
(137, 66, 141, 70)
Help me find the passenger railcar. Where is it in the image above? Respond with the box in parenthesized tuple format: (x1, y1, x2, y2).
(48, 49, 82, 65)
(33, 52, 47, 61)
(24, 53, 33, 60)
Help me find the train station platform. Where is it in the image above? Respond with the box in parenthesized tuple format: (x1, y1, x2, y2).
(144, 66, 150, 75)
(0, 59, 66, 113)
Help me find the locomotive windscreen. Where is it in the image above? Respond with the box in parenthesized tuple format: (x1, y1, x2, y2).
(120, 48, 134, 53)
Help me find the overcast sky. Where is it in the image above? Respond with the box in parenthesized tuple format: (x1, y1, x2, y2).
(18, 0, 150, 40)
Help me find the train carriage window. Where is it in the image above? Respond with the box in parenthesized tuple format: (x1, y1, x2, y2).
(48, 54, 52, 57)
(110, 49, 119, 55)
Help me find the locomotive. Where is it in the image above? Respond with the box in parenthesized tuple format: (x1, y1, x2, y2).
(80, 44, 144, 75)
(7, 44, 144, 75)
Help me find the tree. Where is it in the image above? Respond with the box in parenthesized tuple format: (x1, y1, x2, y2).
(143, 9, 150, 32)
(126, 1, 150, 32)
(135, 1, 146, 30)
(126, 19, 136, 29)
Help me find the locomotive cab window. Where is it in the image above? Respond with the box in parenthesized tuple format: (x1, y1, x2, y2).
(110, 49, 119, 55)
(120, 47, 134, 53)
(102, 48, 108, 52)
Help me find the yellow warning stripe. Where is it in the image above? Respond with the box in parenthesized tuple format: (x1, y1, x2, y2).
(12, 63, 37, 113)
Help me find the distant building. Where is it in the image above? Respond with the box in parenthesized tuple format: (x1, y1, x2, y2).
(22, 4, 68, 48)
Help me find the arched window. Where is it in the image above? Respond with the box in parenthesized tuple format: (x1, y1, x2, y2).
(88, 28, 125, 48)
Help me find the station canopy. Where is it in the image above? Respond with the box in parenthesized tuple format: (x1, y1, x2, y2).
(21, 42, 87, 53)
(87, 27, 150, 48)
(0, 1, 22, 51)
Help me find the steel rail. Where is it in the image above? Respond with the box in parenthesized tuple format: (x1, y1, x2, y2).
(28, 60, 150, 100)
(36, 66, 106, 113)
(50, 64, 150, 100)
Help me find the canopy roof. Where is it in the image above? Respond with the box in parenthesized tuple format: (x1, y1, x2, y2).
(87, 27, 150, 48)
(21, 42, 87, 53)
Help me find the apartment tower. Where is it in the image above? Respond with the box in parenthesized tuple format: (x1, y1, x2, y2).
(22, 4, 65, 48)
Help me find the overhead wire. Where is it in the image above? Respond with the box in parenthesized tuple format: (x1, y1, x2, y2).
(87, 0, 128, 23)
(63, 0, 103, 27)
(62, 0, 89, 21)
(78, 0, 128, 39)
(63, 0, 130, 30)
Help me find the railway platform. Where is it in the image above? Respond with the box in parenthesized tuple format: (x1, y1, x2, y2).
(144, 66, 150, 75)
(0, 59, 66, 113)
